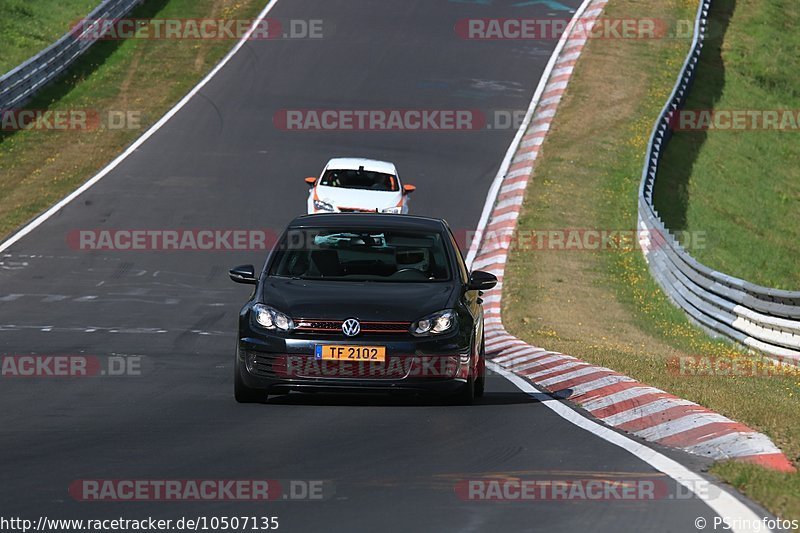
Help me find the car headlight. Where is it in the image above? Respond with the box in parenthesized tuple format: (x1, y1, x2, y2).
(252, 304, 295, 331)
(313, 199, 335, 212)
(381, 206, 402, 214)
(410, 309, 457, 337)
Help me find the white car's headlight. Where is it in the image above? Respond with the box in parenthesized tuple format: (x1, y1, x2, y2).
(252, 304, 295, 331)
(313, 199, 335, 212)
(410, 309, 457, 337)
(381, 206, 402, 214)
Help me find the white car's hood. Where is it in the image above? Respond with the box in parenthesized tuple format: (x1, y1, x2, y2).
(315, 185, 401, 211)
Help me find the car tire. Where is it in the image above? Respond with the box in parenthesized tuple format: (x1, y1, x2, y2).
(448, 376, 475, 405)
(452, 378, 475, 405)
(475, 340, 486, 398)
(234, 353, 267, 404)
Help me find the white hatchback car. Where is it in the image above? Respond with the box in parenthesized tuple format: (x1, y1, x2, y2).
(305, 158, 415, 214)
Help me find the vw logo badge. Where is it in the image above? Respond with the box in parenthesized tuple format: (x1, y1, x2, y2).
(342, 318, 361, 337)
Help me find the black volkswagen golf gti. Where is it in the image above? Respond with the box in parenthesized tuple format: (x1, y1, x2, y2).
(229, 214, 497, 404)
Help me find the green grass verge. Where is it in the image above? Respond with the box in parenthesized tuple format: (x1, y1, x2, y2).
(0, 0, 265, 239)
(502, 0, 800, 520)
(656, 0, 800, 290)
(0, 0, 99, 74)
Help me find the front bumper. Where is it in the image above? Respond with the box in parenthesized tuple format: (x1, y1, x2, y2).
(237, 332, 473, 395)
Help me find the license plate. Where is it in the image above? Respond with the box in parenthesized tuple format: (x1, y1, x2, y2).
(315, 345, 386, 362)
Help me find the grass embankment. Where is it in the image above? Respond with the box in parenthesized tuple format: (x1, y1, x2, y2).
(503, 0, 800, 520)
(0, 0, 266, 239)
(0, 0, 99, 74)
(656, 0, 800, 290)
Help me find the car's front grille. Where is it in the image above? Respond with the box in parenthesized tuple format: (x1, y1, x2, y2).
(290, 356, 412, 379)
(294, 319, 411, 335)
(246, 353, 460, 381)
(338, 207, 376, 213)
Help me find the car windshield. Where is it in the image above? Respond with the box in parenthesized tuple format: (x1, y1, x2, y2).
(269, 228, 451, 282)
(319, 168, 398, 192)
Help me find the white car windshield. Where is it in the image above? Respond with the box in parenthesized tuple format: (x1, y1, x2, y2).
(320, 169, 398, 192)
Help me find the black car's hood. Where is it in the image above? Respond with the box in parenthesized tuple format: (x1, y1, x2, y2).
(260, 277, 459, 321)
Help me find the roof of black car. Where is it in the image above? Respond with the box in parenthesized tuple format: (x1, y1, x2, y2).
(289, 213, 448, 231)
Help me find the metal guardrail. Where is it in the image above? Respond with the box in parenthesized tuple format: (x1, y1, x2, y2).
(0, 0, 143, 109)
(638, 0, 800, 360)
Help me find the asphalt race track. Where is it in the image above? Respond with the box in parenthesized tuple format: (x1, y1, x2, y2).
(0, 1, 767, 531)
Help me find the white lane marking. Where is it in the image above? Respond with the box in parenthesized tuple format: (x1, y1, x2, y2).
(40, 295, 68, 303)
(465, 0, 598, 269)
(489, 361, 770, 533)
(0, 0, 283, 254)
(0, 260, 28, 271)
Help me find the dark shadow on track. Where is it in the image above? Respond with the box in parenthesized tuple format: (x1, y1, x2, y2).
(262, 390, 540, 407)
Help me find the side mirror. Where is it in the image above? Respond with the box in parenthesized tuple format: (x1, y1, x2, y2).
(229, 264, 257, 284)
(403, 184, 416, 195)
(467, 270, 497, 291)
(305, 177, 317, 187)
